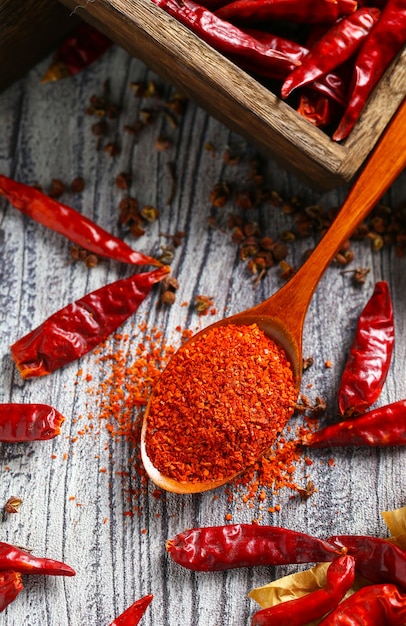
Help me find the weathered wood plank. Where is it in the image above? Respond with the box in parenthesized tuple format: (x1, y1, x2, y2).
(0, 41, 405, 625)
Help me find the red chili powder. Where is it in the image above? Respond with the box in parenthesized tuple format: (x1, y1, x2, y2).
(77, 320, 318, 513)
(145, 323, 298, 484)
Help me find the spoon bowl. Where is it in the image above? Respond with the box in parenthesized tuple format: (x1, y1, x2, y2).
(141, 99, 406, 494)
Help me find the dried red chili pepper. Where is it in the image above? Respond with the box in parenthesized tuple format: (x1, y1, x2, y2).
(337, 281, 394, 417)
(166, 524, 340, 571)
(0, 570, 23, 613)
(318, 583, 406, 625)
(251, 555, 355, 626)
(234, 30, 348, 105)
(0, 403, 65, 442)
(301, 399, 406, 448)
(42, 21, 113, 83)
(110, 594, 153, 626)
(0, 175, 161, 267)
(10, 267, 169, 379)
(151, 0, 299, 76)
(296, 90, 342, 127)
(0, 542, 75, 576)
(281, 8, 381, 98)
(333, 0, 406, 141)
(215, 0, 357, 24)
(326, 535, 406, 590)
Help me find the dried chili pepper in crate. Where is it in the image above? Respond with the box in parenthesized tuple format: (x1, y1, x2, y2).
(338, 281, 394, 417)
(151, 0, 299, 76)
(166, 524, 340, 571)
(0, 175, 161, 267)
(0, 542, 75, 577)
(296, 90, 342, 128)
(110, 594, 153, 626)
(0, 404, 65, 442)
(302, 399, 406, 448)
(231, 30, 348, 105)
(326, 535, 406, 590)
(281, 8, 381, 98)
(215, 0, 357, 24)
(333, 0, 406, 141)
(251, 555, 355, 626)
(10, 266, 169, 379)
(42, 21, 113, 83)
(318, 583, 406, 625)
(0, 570, 23, 613)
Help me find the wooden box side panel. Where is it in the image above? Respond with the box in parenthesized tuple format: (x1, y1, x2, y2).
(0, 0, 79, 91)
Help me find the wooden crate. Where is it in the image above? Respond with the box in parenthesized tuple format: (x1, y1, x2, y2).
(2, 0, 405, 189)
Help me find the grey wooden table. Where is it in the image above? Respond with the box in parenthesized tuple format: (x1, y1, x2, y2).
(0, 41, 405, 626)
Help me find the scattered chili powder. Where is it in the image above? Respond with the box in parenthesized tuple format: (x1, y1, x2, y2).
(72, 317, 320, 514)
(145, 323, 297, 484)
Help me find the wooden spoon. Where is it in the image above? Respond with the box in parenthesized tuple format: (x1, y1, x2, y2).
(141, 99, 406, 494)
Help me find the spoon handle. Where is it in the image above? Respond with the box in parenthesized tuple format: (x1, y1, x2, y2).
(266, 98, 406, 324)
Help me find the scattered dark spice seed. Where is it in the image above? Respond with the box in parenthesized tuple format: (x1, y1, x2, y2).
(70, 246, 100, 268)
(48, 178, 65, 199)
(223, 147, 242, 166)
(103, 142, 120, 157)
(124, 119, 145, 139)
(210, 182, 231, 208)
(296, 480, 317, 500)
(118, 197, 140, 226)
(163, 109, 179, 129)
(155, 135, 173, 151)
(162, 275, 179, 292)
(70, 177, 85, 193)
(5, 497, 22, 514)
(139, 108, 157, 126)
(303, 356, 314, 370)
(161, 290, 176, 305)
(141, 205, 160, 222)
(194, 294, 214, 315)
(157, 244, 176, 265)
(115, 172, 132, 190)
(91, 119, 109, 136)
(164, 91, 188, 116)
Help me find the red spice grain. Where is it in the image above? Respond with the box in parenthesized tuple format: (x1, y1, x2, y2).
(72, 318, 320, 514)
(145, 323, 297, 484)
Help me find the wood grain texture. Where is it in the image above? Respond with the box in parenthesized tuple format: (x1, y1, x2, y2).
(0, 40, 405, 625)
(55, 0, 406, 189)
(0, 0, 78, 91)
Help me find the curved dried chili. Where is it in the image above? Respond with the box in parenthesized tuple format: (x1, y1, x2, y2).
(0, 542, 75, 577)
(318, 583, 406, 625)
(301, 399, 406, 448)
(251, 555, 355, 626)
(333, 0, 406, 141)
(0, 403, 65, 442)
(215, 0, 357, 24)
(326, 535, 406, 590)
(10, 267, 169, 379)
(0, 175, 161, 267)
(281, 8, 381, 98)
(166, 524, 340, 571)
(151, 0, 299, 76)
(338, 281, 394, 417)
(110, 594, 153, 626)
(42, 21, 113, 83)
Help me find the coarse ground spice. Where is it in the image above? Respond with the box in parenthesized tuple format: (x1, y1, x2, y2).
(145, 323, 298, 484)
(74, 318, 320, 516)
